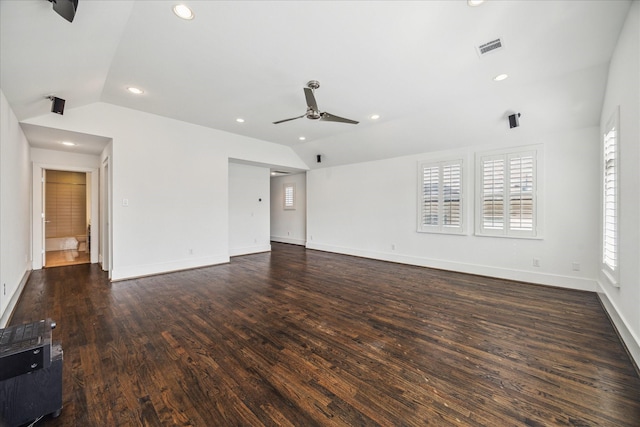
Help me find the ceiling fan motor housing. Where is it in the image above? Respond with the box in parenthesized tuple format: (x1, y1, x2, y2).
(306, 108, 321, 120)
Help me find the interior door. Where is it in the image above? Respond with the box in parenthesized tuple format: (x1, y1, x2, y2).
(41, 169, 47, 267)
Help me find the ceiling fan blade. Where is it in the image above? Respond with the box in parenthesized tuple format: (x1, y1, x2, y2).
(304, 88, 319, 111)
(273, 114, 306, 124)
(320, 112, 359, 125)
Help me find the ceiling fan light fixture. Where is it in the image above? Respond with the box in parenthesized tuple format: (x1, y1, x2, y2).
(173, 4, 194, 20)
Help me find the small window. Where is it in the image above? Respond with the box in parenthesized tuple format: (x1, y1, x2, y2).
(476, 146, 540, 238)
(602, 108, 619, 285)
(417, 159, 464, 234)
(283, 183, 295, 210)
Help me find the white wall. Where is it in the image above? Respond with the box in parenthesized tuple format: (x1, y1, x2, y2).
(24, 103, 308, 280)
(0, 90, 31, 326)
(30, 147, 101, 269)
(598, 1, 640, 367)
(271, 173, 307, 245)
(229, 162, 271, 256)
(307, 126, 600, 292)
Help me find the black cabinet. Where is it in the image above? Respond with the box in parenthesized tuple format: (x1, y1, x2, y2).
(0, 320, 63, 427)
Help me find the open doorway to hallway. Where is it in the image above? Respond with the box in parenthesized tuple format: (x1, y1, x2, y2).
(43, 169, 91, 267)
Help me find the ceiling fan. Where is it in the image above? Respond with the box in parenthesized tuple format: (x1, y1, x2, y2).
(273, 80, 359, 125)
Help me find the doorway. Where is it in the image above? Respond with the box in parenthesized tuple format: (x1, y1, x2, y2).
(43, 170, 90, 267)
(32, 163, 100, 271)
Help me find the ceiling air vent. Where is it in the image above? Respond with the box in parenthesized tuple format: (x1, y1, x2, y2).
(476, 37, 504, 57)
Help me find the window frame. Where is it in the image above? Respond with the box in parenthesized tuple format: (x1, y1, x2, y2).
(475, 145, 542, 239)
(602, 107, 619, 286)
(417, 158, 465, 235)
(283, 183, 296, 210)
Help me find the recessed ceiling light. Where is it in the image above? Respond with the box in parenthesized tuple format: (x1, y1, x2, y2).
(271, 172, 276, 176)
(493, 73, 509, 81)
(468, 0, 485, 6)
(127, 87, 144, 94)
(236, 118, 245, 123)
(61, 141, 76, 146)
(298, 136, 306, 141)
(173, 4, 194, 20)
(370, 114, 380, 120)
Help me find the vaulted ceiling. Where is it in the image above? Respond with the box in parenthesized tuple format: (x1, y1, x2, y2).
(0, 1, 632, 168)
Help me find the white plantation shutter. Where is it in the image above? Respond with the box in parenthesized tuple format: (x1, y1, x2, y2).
(284, 183, 295, 209)
(508, 154, 534, 232)
(482, 158, 505, 230)
(418, 159, 463, 233)
(603, 118, 618, 279)
(477, 148, 538, 237)
(442, 163, 462, 227)
(421, 166, 439, 226)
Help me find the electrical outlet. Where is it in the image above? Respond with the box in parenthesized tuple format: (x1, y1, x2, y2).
(572, 262, 581, 271)
(391, 244, 396, 251)
(532, 258, 540, 268)
(3, 283, 6, 295)
(188, 249, 193, 255)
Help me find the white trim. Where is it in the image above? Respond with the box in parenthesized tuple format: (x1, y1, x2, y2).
(271, 236, 306, 246)
(601, 106, 620, 287)
(229, 243, 272, 257)
(283, 182, 296, 210)
(0, 270, 31, 328)
(475, 144, 543, 239)
(417, 158, 465, 234)
(110, 254, 229, 281)
(597, 282, 640, 369)
(32, 163, 100, 270)
(306, 241, 596, 292)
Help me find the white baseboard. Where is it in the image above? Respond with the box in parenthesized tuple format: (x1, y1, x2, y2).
(229, 243, 271, 257)
(305, 242, 597, 292)
(0, 269, 31, 328)
(597, 283, 640, 370)
(270, 236, 306, 246)
(111, 254, 229, 281)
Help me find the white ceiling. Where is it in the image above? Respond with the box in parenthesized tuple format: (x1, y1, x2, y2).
(0, 0, 631, 167)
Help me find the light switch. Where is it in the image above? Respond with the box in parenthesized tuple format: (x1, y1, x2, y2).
(122, 198, 129, 207)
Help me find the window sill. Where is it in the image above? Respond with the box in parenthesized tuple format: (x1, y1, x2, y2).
(474, 232, 543, 240)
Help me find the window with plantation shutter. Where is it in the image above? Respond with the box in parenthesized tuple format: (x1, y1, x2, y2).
(602, 108, 619, 284)
(418, 159, 464, 234)
(283, 183, 295, 210)
(476, 147, 539, 238)
(509, 155, 534, 231)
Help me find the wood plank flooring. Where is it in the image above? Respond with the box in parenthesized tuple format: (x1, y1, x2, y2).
(6, 243, 640, 426)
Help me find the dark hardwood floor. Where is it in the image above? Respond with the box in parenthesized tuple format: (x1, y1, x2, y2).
(6, 243, 640, 426)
